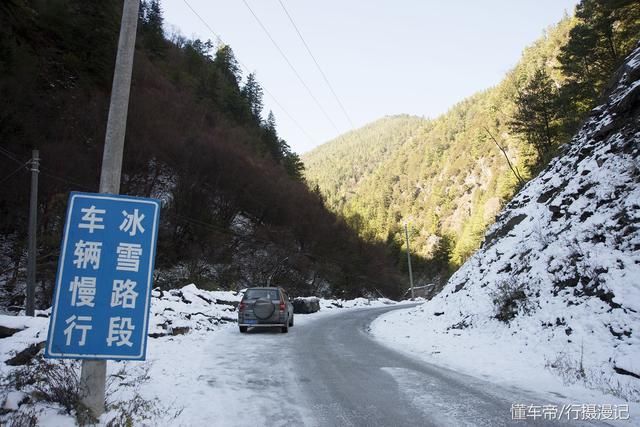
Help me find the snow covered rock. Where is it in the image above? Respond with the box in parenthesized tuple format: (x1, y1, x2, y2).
(0, 315, 48, 366)
(148, 284, 241, 337)
(2, 391, 28, 411)
(374, 44, 640, 402)
(320, 297, 397, 310)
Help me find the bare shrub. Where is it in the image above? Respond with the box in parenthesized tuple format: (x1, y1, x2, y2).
(105, 391, 183, 427)
(545, 351, 640, 402)
(105, 363, 183, 426)
(532, 221, 553, 249)
(2, 359, 183, 425)
(3, 407, 39, 427)
(489, 279, 532, 323)
(1, 356, 90, 417)
(545, 351, 586, 384)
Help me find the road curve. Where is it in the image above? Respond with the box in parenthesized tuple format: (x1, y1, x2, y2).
(290, 305, 587, 427)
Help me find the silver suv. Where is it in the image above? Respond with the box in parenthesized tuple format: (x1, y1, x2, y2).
(238, 287, 294, 333)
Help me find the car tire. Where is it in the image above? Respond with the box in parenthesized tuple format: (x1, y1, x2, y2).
(281, 322, 289, 333)
(289, 315, 294, 327)
(239, 326, 248, 333)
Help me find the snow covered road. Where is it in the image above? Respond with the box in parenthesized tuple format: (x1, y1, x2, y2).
(134, 304, 607, 426)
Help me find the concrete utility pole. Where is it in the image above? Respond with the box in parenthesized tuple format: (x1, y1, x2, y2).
(80, 0, 139, 418)
(404, 223, 415, 300)
(26, 149, 39, 316)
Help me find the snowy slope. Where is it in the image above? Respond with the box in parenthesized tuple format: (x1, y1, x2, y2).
(373, 45, 640, 405)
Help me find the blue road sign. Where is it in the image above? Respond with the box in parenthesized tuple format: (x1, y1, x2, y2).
(46, 192, 160, 360)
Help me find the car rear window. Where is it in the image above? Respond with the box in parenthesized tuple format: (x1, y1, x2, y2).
(244, 289, 280, 300)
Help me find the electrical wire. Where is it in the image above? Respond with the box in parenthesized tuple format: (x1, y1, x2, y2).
(0, 146, 95, 190)
(277, 0, 354, 128)
(40, 169, 95, 191)
(182, 0, 316, 145)
(0, 146, 27, 166)
(241, 0, 340, 133)
(0, 161, 29, 185)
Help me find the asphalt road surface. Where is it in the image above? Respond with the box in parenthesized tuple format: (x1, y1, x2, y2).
(283, 305, 601, 427)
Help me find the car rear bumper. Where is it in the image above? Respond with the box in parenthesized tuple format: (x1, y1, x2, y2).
(238, 323, 286, 327)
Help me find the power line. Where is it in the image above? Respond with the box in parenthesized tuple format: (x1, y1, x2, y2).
(0, 146, 95, 190)
(240, 0, 340, 134)
(0, 161, 29, 185)
(277, 0, 354, 128)
(0, 146, 26, 165)
(260, 86, 316, 145)
(40, 169, 95, 191)
(181, 0, 224, 45)
(182, 0, 316, 145)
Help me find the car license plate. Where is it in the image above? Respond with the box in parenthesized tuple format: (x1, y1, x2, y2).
(245, 319, 257, 324)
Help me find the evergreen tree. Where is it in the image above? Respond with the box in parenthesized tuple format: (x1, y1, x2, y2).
(241, 72, 264, 121)
(281, 142, 305, 181)
(262, 111, 282, 161)
(142, 0, 166, 57)
(209, 44, 247, 122)
(213, 44, 241, 85)
(558, 0, 640, 129)
(509, 69, 560, 162)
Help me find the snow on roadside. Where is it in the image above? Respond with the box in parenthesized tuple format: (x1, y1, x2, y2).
(318, 296, 398, 310)
(372, 45, 640, 414)
(1, 284, 401, 425)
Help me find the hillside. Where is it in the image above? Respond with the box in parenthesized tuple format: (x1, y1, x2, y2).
(0, 0, 402, 309)
(304, 1, 640, 287)
(303, 115, 427, 211)
(373, 43, 640, 403)
(304, 19, 573, 283)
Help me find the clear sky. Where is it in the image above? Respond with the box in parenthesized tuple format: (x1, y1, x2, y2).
(162, 0, 578, 154)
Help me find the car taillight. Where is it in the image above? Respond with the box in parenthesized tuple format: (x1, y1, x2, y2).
(279, 302, 285, 312)
(238, 302, 245, 311)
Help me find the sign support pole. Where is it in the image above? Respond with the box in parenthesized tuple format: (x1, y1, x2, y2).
(26, 149, 39, 316)
(80, 0, 139, 418)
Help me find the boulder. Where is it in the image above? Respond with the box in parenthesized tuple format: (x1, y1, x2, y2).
(0, 325, 24, 339)
(293, 297, 320, 314)
(5, 342, 45, 366)
(170, 326, 190, 336)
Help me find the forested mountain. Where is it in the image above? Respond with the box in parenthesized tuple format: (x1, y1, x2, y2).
(304, 0, 640, 288)
(0, 0, 401, 311)
(304, 115, 426, 211)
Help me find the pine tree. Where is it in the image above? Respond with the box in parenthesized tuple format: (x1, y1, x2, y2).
(281, 142, 305, 181)
(213, 44, 241, 85)
(142, 0, 166, 57)
(558, 0, 640, 129)
(509, 69, 560, 162)
(209, 44, 247, 122)
(262, 111, 282, 161)
(241, 72, 264, 121)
